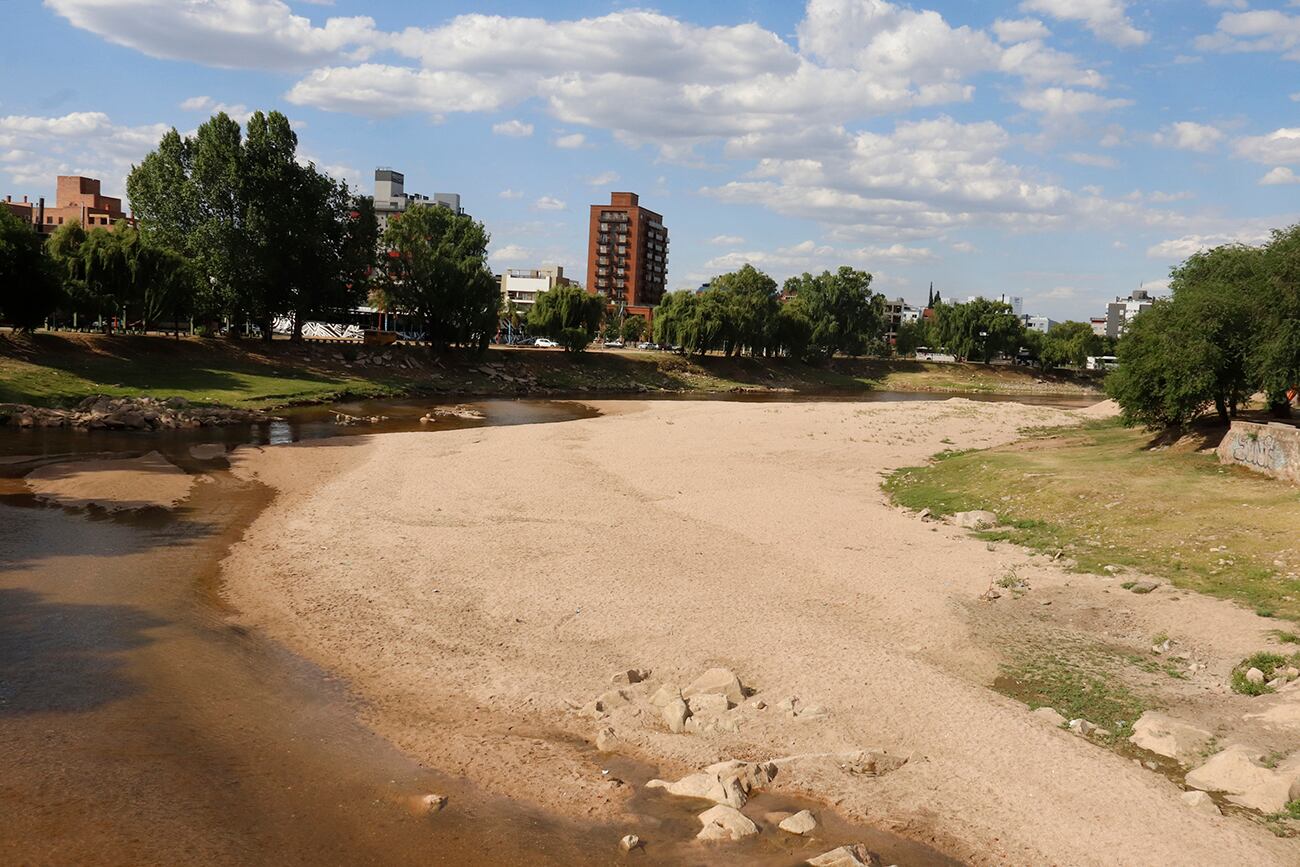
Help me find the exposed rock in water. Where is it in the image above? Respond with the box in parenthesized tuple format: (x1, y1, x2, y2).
(420, 793, 447, 813)
(0, 396, 276, 431)
(647, 760, 777, 810)
(619, 834, 641, 852)
(695, 804, 758, 841)
(778, 809, 817, 835)
(807, 843, 884, 867)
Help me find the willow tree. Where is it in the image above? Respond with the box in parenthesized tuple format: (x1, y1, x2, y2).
(527, 282, 604, 352)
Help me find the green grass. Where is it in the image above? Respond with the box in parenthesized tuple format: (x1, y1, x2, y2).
(996, 649, 1151, 739)
(1230, 652, 1298, 696)
(884, 419, 1300, 621)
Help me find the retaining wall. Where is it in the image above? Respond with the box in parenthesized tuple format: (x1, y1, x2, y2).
(1217, 420, 1300, 484)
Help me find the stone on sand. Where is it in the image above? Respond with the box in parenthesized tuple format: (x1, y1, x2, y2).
(596, 726, 618, 752)
(1245, 668, 1265, 685)
(682, 668, 745, 705)
(695, 804, 758, 841)
(687, 693, 729, 718)
(420, 793, 447, 813)
(619, 834, 641, 852)
(1128, 712, 1213, 764)
(1184, 744, 1295, 812)
(778, 809, 817, 835)
(649, 685, 680, 707)
(662, 698, 689, 733)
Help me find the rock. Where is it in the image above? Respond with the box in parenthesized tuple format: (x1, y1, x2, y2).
(1285, 667, 1300, 681)
(1268, 678, 1286, 690)
(683, 668, 745, 705)
(1185, 744, 1294, 812)
(649, 685, 681, 707)
(797, 704, 829, 720)
(1180, 790, 1221, 815)
(1128, 712, 1213, 764)
(647, 772, 724, 802)
(619, 834, 641, 852)
(751, 699, 767, 710)
(1289, 776, 1300, 802)
(420, 793, 448, 813)
(663, 698, 689, 733)
(688, 693, 730, 719)
(917, 508, 932, 520)
(953, 510, 998, 529)
(1129, 580, 1159, 594)
(695, 804, 758, 841)
(1068, 718, 1097, 736)
(779, 809, 817, 835)
(1246, 667, 1266, 685)
(612, 668, 650, 684)
(841, 751, 908, 776)
(808, 843, 883, 867)
(706, 760, 777, 797)
(596, 726, 618, 752)
(777, 696, 799, 714)
(1032, 707, 1067, 726)
(595, 688, 631, 712)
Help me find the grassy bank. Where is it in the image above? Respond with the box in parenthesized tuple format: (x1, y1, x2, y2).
(884, 420, 1300, 621)
(0, 331, 1101, 409)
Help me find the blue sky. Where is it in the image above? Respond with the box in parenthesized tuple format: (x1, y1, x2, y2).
(3, 1, 1299, 321)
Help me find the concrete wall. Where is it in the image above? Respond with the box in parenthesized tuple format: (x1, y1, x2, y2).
(1217, 420, 1300, 484)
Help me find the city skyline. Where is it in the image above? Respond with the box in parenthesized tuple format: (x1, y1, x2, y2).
(3, 1, 1300, 320)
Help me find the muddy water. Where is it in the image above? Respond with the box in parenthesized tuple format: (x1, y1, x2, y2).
(0, 398, 960, 866)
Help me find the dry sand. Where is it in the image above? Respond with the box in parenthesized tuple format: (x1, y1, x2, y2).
(222, 399, 1299, 865)
(26, 451, 195, 510)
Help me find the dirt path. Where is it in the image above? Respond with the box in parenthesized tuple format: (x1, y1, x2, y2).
(222, 398, 1299, 864)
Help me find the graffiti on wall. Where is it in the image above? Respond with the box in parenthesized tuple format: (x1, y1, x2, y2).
(1229, 431, 1289, 472)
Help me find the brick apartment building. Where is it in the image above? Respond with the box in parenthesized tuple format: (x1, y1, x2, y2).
(2, 175, 131, 235)
(585, 192, 668, 322)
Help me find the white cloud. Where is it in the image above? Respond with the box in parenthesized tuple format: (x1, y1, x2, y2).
(553, 132, 586, 149)
(1017, 87, 1132, 117)
(1260, 166, 1300, 185)
(1150, 121, 1224, 153)
(1020, 0, 1148, 47)
(950, 240, 977, 253)
(1235, 128, 1300, 165)
(490, 243, 531, 263)
(1037, 286, 1076, 299)
(993, 18, 1051, 43)
(1195, 9, 1300, 61)
(1147, 229, 1272, 259)
(1066, 152, 1118, 168)
(0, 111, 169, 198)
(534, 196, 566, 210)
(286, 65, 508, 117)
(586, 171, 619, 186)
(709, 234, 746, 246)
(492, 119, 534, 137)
(498, 188, 523, 199)
(177, 95, 253, 123)
(46, 0, 381, 70)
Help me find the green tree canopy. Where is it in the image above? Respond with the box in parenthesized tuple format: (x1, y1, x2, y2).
(931, 298, 1024, 363)
(781, 267, 882, 359)
(382, 204, 499, 353)
(527, 282, 604, 352)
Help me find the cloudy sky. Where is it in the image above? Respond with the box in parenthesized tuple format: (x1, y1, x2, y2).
(4, 1, 1299, 319)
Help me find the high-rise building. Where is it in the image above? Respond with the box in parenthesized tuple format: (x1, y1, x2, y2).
(3, 175, 130, 235)
(499, 265, 571, 315)
(372, 168, 463, 232)
(586, 192, 668, 321)
(1104, 288, 1155, 339)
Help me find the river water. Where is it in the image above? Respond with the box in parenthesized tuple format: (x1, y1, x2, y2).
(0, 393, 1052, 865)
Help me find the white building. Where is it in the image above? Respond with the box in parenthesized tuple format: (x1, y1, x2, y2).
(1090, 316, 1108, 337)
(500, 265, 571, 315)
(967, 293, 1024, 316)
(373, 168, 464, 232)
(1021, 315, 1056, 333)
(1104, 288, 1155, 339)
(883, 297, 924, 346)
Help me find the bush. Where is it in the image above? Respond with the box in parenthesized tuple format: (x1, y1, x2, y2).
(1230, 652, 1291, 696)
(559, 327, 591, 353)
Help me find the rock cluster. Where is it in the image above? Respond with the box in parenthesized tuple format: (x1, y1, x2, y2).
(0, 396, 274, 430)
(646, 760, 778, 810)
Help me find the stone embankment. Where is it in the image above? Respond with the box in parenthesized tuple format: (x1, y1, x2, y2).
(0, 395, 275, 430)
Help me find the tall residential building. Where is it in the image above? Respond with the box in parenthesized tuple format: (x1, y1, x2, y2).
(372, 168, 463, 232)
(3, 175, 130, 235)
(1021, 315, 1057, 333)
(586, 192, 668, 321)
(1104, 288, 1155, 339)
(500, 265, 571, 315)
(966, 293, 1024, 315)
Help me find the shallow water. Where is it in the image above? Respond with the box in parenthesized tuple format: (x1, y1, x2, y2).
(0, 397, 966, 865)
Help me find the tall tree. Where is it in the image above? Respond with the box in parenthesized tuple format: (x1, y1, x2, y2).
(0, 207, 62, 330)
(1256, 225, 1300, 416)
(381, 204, 499, 353)
(932, 298, 1024, 363)
(781, 266, 882, 359)
(527, 282, 604, 352)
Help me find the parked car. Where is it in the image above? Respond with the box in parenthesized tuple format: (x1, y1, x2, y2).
(534, 337, 559, 348)
(605, 339, 625, 349)
(637, 342, 658, 350)
(510, 336, 536, 346)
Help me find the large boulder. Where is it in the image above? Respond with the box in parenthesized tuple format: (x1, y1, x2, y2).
(779, 809, 817, 835)
(683, 668, 745, 705)
(1184, 744, 1297, 812)
(1128, 712, 1213, 764)
(807, 844, 883, 867)
(695, 804, 758, 841)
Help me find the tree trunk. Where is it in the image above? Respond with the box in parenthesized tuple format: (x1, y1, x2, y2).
(292, 312, 304, 343)
(1214, 395, 1230, 425)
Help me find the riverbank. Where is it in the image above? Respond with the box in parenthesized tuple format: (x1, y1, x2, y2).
(220, 397, 1298, 864)
(0, 331, 1101, 410)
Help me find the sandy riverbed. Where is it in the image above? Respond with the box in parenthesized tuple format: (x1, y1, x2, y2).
(221, 398, 1298, 865)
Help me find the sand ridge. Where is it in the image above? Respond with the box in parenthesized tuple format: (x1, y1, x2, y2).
(221, 398, 1298, 865)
